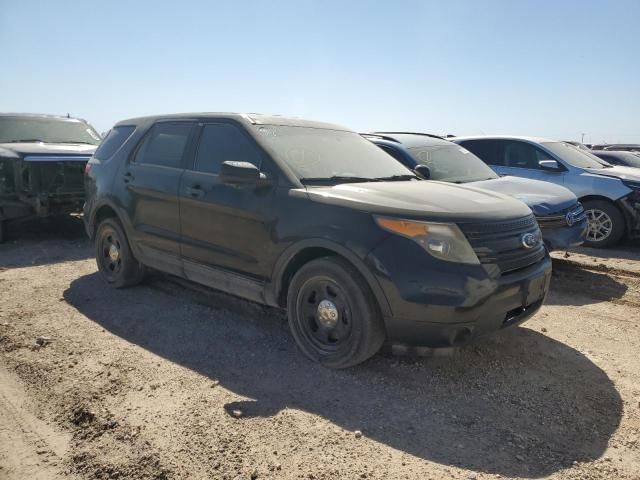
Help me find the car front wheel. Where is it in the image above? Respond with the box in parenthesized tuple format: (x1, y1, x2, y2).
(286, 256, 386, 369)
(583, 200, 625, 248)
(95, 218, 145, 288)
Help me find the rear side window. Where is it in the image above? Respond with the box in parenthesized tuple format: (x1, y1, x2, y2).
(134, 123, 193, 168)
(94, 126, 135, 160)
(194, 123, 262, 174)
(460, 140, 503, 166)
(379, 145, 411, 167)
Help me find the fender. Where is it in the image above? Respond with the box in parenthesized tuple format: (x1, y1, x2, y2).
(265, 238, 392, 317)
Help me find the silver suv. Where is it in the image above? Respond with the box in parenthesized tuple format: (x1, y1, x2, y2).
(452, 136, 640, 248)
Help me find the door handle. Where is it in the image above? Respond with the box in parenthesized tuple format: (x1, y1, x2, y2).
(123, 172, 134, 183)
(186, 185, 205, 198)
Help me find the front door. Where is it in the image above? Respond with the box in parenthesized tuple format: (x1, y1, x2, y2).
(124, 121, 195, 275)
(179, 122, 277, 297)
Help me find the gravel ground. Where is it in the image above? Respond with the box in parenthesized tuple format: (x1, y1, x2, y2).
(1, 217, 639, 480)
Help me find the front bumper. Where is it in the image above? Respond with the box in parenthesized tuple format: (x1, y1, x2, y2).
(540, 217, 588, 251)
(365, 236, 552, 347)
(619, 193, 640, 239)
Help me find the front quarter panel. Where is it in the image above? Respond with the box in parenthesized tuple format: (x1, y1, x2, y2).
(563, 170, 631, 201)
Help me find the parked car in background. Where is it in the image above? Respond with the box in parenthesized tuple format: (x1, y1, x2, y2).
(564, 141, 591, 151)
(452, 136, 640, 248)
(591, 150, 640, 169)
(364, 132, 586, 251)
(0, 113, 101, 242)
(592, 143, 640, 152)
(84, 113, 552, 368)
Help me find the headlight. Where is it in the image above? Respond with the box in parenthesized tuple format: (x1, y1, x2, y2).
(375, 216, 479, 264)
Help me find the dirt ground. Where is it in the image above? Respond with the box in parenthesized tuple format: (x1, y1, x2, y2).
(1, 217, 639, 480)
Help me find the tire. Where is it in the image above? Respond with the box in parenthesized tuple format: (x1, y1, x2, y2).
(95, 218, 145, 288)
(582, 199, 625, 248)
(286, 256, 386, 369)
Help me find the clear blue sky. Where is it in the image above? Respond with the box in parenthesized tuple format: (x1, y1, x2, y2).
(2, 0, 639, 144)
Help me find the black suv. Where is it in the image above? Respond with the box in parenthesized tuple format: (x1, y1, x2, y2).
(0, 113, 101, 241)
(84, 113, 552, 368)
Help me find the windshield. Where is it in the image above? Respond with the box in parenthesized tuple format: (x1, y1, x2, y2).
(255, 126, 415, 183)
(408, 144, 498, 183)
(542, 141, 610, 169)
(0, 117, 101, 145)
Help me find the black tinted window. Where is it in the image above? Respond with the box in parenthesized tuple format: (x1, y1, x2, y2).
(502, 141, 552, 169)
(194, 123, 262, 174)
(460, 140, 503, 166)
(94, 126, 135, 160)
(134, 123, 193, 168)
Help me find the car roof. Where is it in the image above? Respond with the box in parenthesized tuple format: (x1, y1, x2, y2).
(114, 112, 350, 131)
(0, 112, 88, 123)
(364, 132, 453, 148)
(452, 135, 558, 144)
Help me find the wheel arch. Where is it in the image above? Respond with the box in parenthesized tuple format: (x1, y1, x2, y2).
(579, 195, 629, 238)
(268, 239, 392, 318)
(89, 200, 127, 240)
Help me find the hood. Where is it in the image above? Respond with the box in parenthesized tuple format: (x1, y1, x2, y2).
(584, 165, 640, 183)
(0, 142, 97, 159)
(468, 176, 577, 215)
(302, 180, 533, 222)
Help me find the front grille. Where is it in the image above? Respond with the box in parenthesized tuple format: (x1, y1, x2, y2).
(459, 214, 546, 275)
(536, 203, 586, 229)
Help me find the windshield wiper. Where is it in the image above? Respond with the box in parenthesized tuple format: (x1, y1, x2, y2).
(371, 174, 418, 181)
(300, 175, 381, 185)
(50, 141, 97, 145)
(4, 138, 46, 143)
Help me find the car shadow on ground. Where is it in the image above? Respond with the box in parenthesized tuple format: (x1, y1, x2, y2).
(63, 272, 623, 478)
(0, 216, 91, 268)
(546, 260, 628, 306)
(571, 241, 640, 261)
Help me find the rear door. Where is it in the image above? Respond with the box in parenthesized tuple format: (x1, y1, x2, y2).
(178, 122, 276, 296)
(124, 121, 195, 275)
(458, 139, 507, 175)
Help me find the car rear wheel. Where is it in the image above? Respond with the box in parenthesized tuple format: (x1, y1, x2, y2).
(287, 256, 385, 369)
(583, 200, 625, 248)
(95, 218, 145, 288)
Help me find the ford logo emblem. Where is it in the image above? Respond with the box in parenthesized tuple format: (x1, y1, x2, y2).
(566, 212, 575, 227)
(521, 232, 539, 249)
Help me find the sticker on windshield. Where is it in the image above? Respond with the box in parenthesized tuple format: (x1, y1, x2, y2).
(257, 127, 277, 137)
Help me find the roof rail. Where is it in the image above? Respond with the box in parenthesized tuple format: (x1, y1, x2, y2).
(372, 131, 447, 141)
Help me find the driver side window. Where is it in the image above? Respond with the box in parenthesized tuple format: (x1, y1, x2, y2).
(502, 141, 553, 170)
(194, 123, 263, 174)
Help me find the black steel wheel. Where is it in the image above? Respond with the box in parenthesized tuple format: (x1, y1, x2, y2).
(95, 218, 145, 288)
(287, 256, 385, 369)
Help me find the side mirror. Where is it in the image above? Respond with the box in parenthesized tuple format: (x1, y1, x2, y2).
(220, 161, 270, 186)
(414, 164, 431, 179)
(539, 160, 561, 171)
